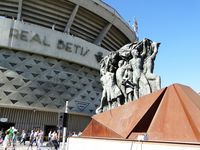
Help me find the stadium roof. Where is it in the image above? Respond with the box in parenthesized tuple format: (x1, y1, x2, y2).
(0, 0, 136, 51)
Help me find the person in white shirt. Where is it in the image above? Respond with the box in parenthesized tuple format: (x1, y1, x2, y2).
(20, 130, 26, 145)
(3, 131, 9, 150)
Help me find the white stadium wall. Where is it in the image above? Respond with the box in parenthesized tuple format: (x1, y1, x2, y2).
(0, 19, 108, 70)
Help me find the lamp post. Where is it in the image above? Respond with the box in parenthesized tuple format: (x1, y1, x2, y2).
(62, 101, 68, 150)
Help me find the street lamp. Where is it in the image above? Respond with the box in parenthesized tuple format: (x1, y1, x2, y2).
(62, 101, 68, 150)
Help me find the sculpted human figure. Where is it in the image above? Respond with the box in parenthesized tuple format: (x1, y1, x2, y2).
(116, 60, 126, 102)
(99, 55, 109, 76)
(129, 40, 146, 99)
(116, 60, 133, 103)
(99, 51, 119, 75)
(96, 67, 121, 113)
(143, 40, 161, 90)
(123, 63, 134, 102)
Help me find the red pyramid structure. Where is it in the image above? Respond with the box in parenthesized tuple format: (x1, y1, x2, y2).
(82, 84, 200, 143)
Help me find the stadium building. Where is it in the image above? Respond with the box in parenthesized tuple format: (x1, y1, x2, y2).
(0, 0, 136, 135)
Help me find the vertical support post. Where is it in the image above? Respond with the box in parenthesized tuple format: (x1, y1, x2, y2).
(64, 5, 79, 34)
(62, 101, 68, 150)
(94, 22, 112, 46)
(17, 0, 23, 21)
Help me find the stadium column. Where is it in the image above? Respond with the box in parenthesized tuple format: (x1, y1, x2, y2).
(64, 4, 79, 34)
(94, 22, 112, 46)
(17, 0, 23, 21)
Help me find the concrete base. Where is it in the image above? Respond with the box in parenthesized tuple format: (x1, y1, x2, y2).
(66, 137, 200, 150)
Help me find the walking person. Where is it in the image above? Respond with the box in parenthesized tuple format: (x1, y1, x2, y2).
(0, 128, 3, 144)
(12, 129, 17, 150)
(0, 128, 5, 141)
(20, 130, 26, 145)
(2, 131, 9, 150)
(51, 131, 59, 150)
(27, 130, 34, 150)
(48, 130, 52, 142)
(37, 130, 44, 150)
(32, 130, 39, 147)
(6, 127, 14, 146)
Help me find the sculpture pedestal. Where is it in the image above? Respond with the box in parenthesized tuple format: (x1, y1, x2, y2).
(82, 84, 200, 143)
(66, 137, 200, 150)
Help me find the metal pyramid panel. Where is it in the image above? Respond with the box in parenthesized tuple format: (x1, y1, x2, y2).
(82, 84, 200, 143)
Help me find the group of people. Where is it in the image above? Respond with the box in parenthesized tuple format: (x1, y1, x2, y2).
(0, 127, 18, 150)
(27, 129, 45, 150)
(96, 38, 161, 113)
(0, 127, 47, 150)
(0, 127, 83, 150)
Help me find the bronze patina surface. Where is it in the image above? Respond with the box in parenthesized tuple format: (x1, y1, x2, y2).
(82, 84, 200, 143)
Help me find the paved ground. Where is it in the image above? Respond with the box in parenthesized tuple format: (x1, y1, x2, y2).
(0, 141, 64, 150)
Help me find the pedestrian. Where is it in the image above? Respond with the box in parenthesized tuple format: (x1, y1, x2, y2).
(20, 130, 26, 145)
(48, 130, 52, 141)
(2, 131, 9, 150)
(32, 130, 38, 146)
(1, 128, 5, 140)
(0, 128, 3, 144)
(51, 131, 59, 150)
(12, 129, 17, 150)
(6, 127, 14, 146)
(37, 130, 44, 150)
(28, 130, 34, 149)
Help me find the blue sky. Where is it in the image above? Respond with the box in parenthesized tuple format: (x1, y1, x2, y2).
(103, 0, 200, 92)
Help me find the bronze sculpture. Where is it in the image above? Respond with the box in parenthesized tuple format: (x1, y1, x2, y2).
(96, 38, 161, 113)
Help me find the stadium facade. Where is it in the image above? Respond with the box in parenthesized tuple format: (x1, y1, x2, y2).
(0, 0, 136, 134)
